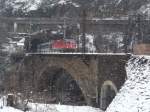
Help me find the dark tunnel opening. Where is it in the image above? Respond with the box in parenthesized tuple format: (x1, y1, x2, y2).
(37, 67, 87, 106)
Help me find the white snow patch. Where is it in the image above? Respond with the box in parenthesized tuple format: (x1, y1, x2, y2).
(116, 0, 123, 6)
(86, 34, 96, 52)
(0, 107, 23, 112)
(6, 0, 80, 12)
(106, 56, 150, 112)
(2, 36, 25, 53)
(52, 0, 80, 7)
(6, 0, 42, 12)
(28, 103, 101, 112)
(78, 34, 96, 53)
(139, 4, 150, 19)
(0, 96, 102, 112)
(58, 0, 68, 5)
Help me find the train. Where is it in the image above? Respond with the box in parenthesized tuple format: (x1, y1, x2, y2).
(37, 39, 77, 52)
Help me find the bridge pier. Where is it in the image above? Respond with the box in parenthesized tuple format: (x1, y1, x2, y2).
(100, 80, 117, 110)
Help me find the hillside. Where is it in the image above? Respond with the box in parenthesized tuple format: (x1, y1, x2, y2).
(1, 0, 149, 18)
(106, 56, 150, 112)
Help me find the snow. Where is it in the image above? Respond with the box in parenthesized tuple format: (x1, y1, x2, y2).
(106, 55, 150, 112)
(8, 0, 80, 11)
(58, 0, 68, 5)
(2, 36, 25, 53)
(2, 43, 16, 53)
(51, 31, 58, 34)
(71, 2, 80, 8)
(100, 32, 125, 52)
(78, 34, 96, 53)
(0, 96, 19, 112)
(116, 0, 123, 6)
(54, 0, 80, 7)
(86, 34, 96, 52)
(6, 0, 42, 12)
(92, 17, 128, 21)
(26, 52, 128, 56)
(103, 32, 124, 49)
(28, 103, 101, 112)
(139, 3, 150, 19)
(0, 96, 102, 112)
(17, 38, 25, 46)
(0, 107, 23, 112)
(57, 0, 79, 7)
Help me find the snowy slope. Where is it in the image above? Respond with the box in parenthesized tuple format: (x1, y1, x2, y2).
(106, 56, 150, 112)
(4, 0, 127, 14)
(5, 0, 42, 12)
(5, 0, 80, 13)
(0, 105, 101, 112)
(0, 96, 102, 112)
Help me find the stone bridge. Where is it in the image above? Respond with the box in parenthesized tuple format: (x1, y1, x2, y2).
(0, 17, 128, 34)
(9, 53, 130, 110)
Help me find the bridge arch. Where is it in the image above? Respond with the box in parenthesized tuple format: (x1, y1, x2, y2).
(33, 56, 97, 105)
(100, 80, 117, 110)
(37, 66, 86, 105)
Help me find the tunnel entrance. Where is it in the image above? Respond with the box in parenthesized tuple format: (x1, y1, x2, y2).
(100, 81, 117, 110)
(37, 67, 86, 105)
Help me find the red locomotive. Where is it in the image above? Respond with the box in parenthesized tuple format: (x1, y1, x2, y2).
(52, 39, 77, 49)
(37, 39, 77, 52)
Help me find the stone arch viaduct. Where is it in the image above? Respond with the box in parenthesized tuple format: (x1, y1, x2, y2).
(11, 53, 130, 110)
(0, 17, 131, 110)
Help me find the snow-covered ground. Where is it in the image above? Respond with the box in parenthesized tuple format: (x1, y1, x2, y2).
(0, 107, 23, 112)
(106, 55, 150, 112)
(0, 96, 102, 112)
(28, 103, 101, 112)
